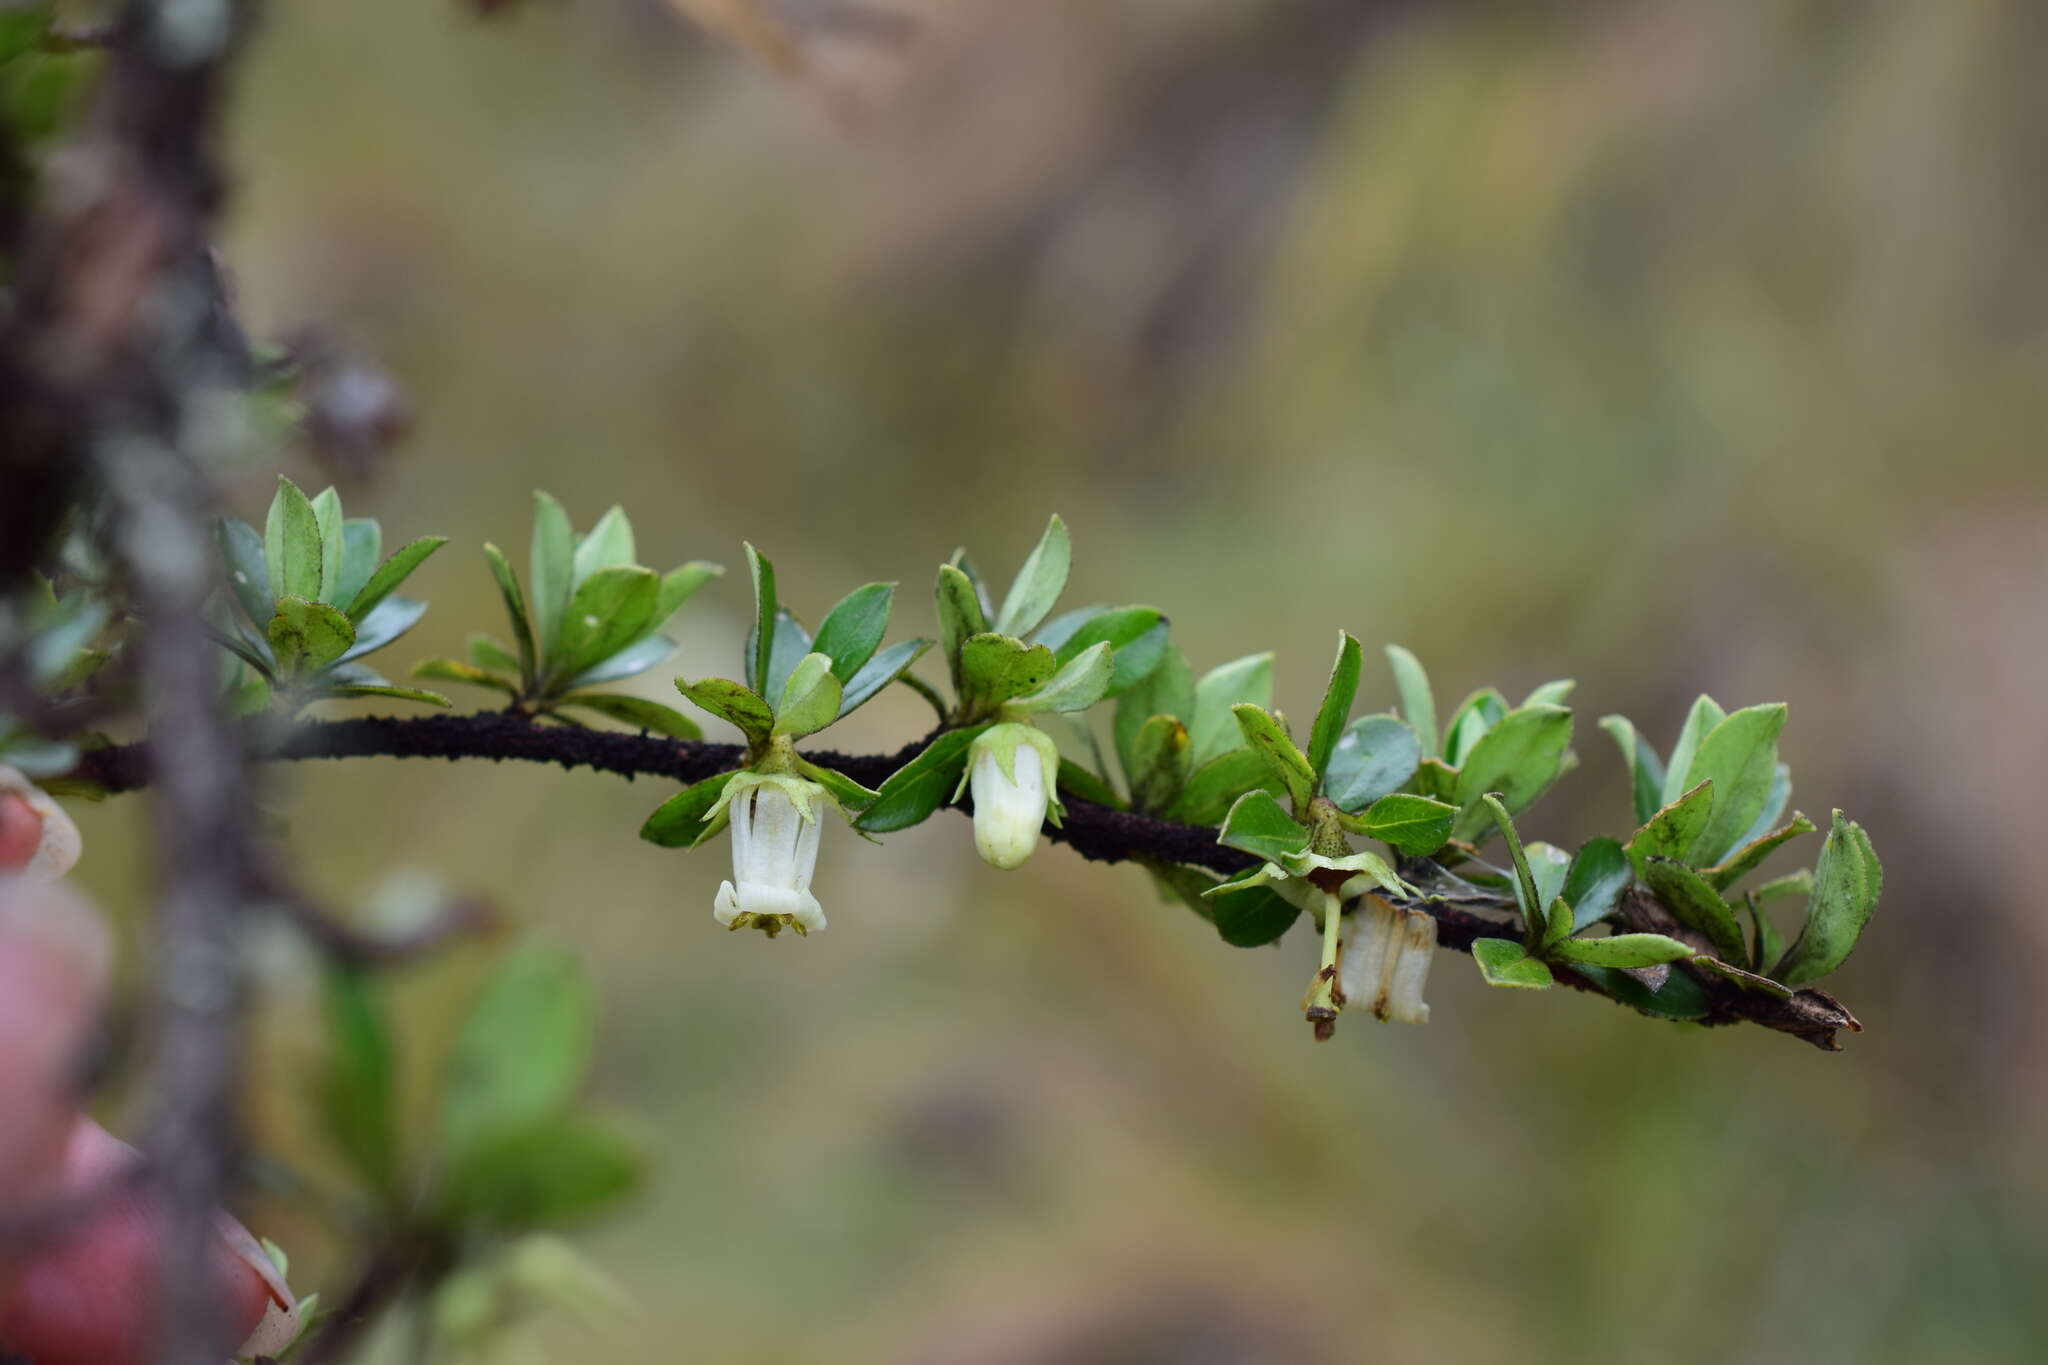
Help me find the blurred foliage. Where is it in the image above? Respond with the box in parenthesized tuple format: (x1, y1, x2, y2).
(37, 0, 2031, 1361)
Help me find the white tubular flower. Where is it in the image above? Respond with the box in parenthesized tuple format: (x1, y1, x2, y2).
(1339, 895, 1438, 1025)
(709, 774, 827, 937)
(962, 723, 1063, 871)
(0, 765, 81, 883)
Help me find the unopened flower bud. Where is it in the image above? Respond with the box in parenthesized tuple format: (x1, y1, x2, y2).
(962, 723, 1062, 871)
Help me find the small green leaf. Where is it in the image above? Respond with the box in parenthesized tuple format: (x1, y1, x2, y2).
(1321, 713, 1421, 813)
(1349, 793, 1456, 856)
(345, 536, 446, 626)
(773, 652, 843, 738)
(558, 693, 702, 739)
(439, 945, 593, 1165)
(994, 514, 1071, 638)
(1442, 688, 1508, 768)
(1539, 895, 1575, 952)
(1522, 843, 1573, 925)
(1703, 812, 1816, 892)
(441, 1115, 642, 1231)
(1452, 704, 1573, 842)
(1472, 938, 1554, 989)
(1481, 794, 1544, 939)
(1774, 811, 1881, 988)
(641, 771, 740, 847)
(215, 518, 272, 624)
(267, 596, 356, 677)
(1523, 679, 1576, 708)
(333, 518, 382, 612)
(856, 726, 990, 833)
(1007, 641, 1113, 715)
(761, 608, 814, 703)
(1211, 883, 1301, 948)
(1189, 653, 1273, 768)
(1127, 715, 1191, 813)
(838, 638, 932, 716)
(549, 566, 660, 684)
(1561, 837, 1631, 931)
(483, 542, 537, 683)
(1305, 631, 1363, 779)
(571, 505, 636, 584)
(1660, 694, 1726, 807)
(1627, 779, 1715, 878)
(811, 582, 894, 681)
(1565, 962, 1711, 1020)
(656, 562, 723, 622)
(1166, 747, 1278, 826)
(792, 760, 879, 815)
(675, 677, 775, 743)
(1216, 789, 1310, 864)
(1754, 869, 1814, 903)
(1732, 763, 1793, 851)
(1745, 892, 1785, 972)
(1547, 933, 1696, 969)
(1055, 758, 1127, 811)
(1384, 644, 1439, 760)
(935, 563, 987, 695)
(528, 491, 576, 655)
(1052, 606, 1167, 697)
(415, 659, 520, 696)
(338, 597, 428, 664)
(265, 476, 325, 603)
(326, 684, 452, 708)
(1692, 956, 1795, 998)
(960, 633, 1058, 707)
(564, 634, 677, 690)
(1114, 644, 1193, 782)
(744, 543, 777, 695)
(1598, 715, 1667, 828)
(310, 487, 346, 605)
(1641, 857, 1750, 964)
(1231, 703, 1316, 814)
(1680, 703, 1788, 866)
(318, 966, 397, 1194)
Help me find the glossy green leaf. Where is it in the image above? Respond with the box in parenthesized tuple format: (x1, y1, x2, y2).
(1305, 632, 1363, 778)
(1660, 694, 1726, 806)
(1007, 641, 1113, 715)
(1127, 715, 1191, 813)
(1745, 892, 1785, 972)
(1547, 933, 1695, 969)
(1627, 779, 1715, 878)
(935, 563, 987, 695)
(1775, 811, 1882, 988)
(1211, 883, 1301, 948)
(1566, 962, 1712, 1020)
(753, 608, 810, 704)
(1703, 812, 1816, 892)
(558, 693, 701, 739)
(529, 491, 576, 653)
(838, 638, 932, 716)
(960, 633, 1057, 706)
(318, 966, 397, 1193)
(1642, 856, 1749, 964)
(1482, 794, 1544, 938)
(415, 659, 520, 696)
(267, 596, 356, 676)
(811, 582, 894, 681)
(1349, 793, 1456, 856)
(640, 771, 740, 847)
(1055, 757, 1126, 811)
(1166, 747, 1277, 826)
(675, 677, 775, 743)
(1053, 606, 1167, 697)
(1114, 644, 1193, 781)
(336, 597, 427, 664)
(1754, 869, 1814, 903)
(773, 652, 843, 738)
(310, 487, 346, 605)
(571, 505, 636, 583)
(855, 726, 990, 833)
(215, 518, 272, 624)
(483, 542, 537, 683)
(326, 684, 451, 708)
(1452, 704, 1573, 841)
(1384, 644, 1438, 760)
(793, 759, 880, 814)
(744, 543, 777, 695)
(1188, 653, 1273, 768)
(1732, 763, 1793, 851)
(1598, 715, 1667, 828)
(1523, 679, 1576, 708)
(265, 476, 325, 603)
(949, 548, 996, 621)
(1321, 713, 1421, 813)
(656, 562, 723, 623)
(564, 634, 676, 690)
(439, 945, 593, 1165)
(1472, 938, 1554, 989)
(344, 536, 445, 627)
(1216, 789, 1311, 864)
(548, 566, 660, 684)
(333, 518, 382, 613)
(994, 514, 1070, 638)
(1231, 703, 1316, 813)
(441, 1116, 642, 1231)
(1521, 843, 1573, 924)
(1561, 836, 1631, 931)
(1539, 895, 1575, 951)
(1442, 688, 1508, 768)
(1681, 703, 1788, 866)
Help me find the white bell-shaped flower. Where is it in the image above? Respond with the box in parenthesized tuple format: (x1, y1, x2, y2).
(712, 775, 826, 936)
(963, 723, 1063, 871)
(1339, 895, 1437, 1024)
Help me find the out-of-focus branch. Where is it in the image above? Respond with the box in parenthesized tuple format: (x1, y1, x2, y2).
(72, 712, 1866, 1049)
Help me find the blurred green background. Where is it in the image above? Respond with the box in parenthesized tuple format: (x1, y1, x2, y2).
(76, 0, 2048, 1360)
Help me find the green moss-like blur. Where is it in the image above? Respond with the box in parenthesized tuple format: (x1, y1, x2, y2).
(76, 2, 2048, 1361)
